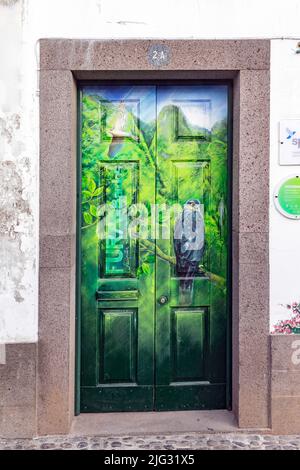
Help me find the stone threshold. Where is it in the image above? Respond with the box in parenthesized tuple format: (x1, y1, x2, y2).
(70, 410, 271, 437)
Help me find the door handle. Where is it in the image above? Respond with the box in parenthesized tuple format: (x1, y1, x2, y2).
(158, 295, 168, 305)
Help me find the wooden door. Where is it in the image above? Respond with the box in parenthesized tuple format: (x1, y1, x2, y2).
(79, 83, 230, 412)
(154, 86, 229, 410)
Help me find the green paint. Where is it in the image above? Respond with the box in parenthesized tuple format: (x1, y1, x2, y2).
(79, 84, 230, 412)
(277, 176, 300, 217)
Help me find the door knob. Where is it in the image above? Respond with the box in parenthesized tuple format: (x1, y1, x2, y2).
(158, 295, 168, 305)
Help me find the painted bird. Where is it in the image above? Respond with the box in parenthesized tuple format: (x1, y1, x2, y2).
(173, 199, 205, 298)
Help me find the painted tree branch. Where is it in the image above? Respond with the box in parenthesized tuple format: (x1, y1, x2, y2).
(81, 224, 225, 288)
(140, 239, 225, 288)
(140, 239, 176, 264)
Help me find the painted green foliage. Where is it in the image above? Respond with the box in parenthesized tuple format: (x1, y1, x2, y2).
(81, 92, 156, 277)
(81, 87, 228, 285)
(80, 85, 229, 411)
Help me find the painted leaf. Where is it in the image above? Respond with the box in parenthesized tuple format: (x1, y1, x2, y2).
(88, 179, 96, 193)
(137, 266, 143, 277)
(89, 204, 98, 217)
(141, 262, 150, 275)
(93, 187, 103, 197)
(83, 211, 93, 225)
(82, 190, 92, 201)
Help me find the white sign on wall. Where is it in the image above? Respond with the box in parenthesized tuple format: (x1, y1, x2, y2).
(279, 120, 300, 165)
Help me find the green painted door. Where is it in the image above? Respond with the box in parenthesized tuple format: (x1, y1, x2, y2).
(79, 83, 230, 412)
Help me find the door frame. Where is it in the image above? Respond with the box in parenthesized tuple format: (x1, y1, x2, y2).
(39, 39, 270, 435)
(76, 80, 233, 414)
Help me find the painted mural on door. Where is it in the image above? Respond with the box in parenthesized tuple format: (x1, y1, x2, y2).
(79, 84, 230, 411)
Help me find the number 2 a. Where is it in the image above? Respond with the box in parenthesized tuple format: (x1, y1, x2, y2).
(153, 50, 165, 60)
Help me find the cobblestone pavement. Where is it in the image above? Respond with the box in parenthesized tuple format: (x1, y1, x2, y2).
(1, 433, 300, 450)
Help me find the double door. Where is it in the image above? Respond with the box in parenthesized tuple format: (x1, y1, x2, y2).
(79, 83, 230, 412)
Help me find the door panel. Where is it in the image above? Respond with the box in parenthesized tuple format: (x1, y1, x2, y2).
(155, 86, 228, 410)
(99, 161, 139, 278)
(79, 83, 230, 412)
(172, 308, 207, 381)
(100, 309, 137, 383)
(80, 86, 156, 411)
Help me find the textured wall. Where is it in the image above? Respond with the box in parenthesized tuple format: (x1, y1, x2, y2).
(0, 343, 37, 437)
(0, 0, 37, 342)
(0, 0, 300, 342)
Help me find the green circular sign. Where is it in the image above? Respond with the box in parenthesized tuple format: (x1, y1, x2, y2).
(274, 175, 300, 219)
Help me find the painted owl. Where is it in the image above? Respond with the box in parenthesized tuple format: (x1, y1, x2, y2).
(173, 199, 205, 294)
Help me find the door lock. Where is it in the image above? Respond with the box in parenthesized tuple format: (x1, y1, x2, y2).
(158, 295, 168, 305)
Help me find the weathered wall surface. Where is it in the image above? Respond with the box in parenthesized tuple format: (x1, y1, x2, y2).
(0, 0, 300, 342)
(0, 0, 37, 342)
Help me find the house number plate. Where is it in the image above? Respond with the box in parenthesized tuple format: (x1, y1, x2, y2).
(148, 44, 170, 67)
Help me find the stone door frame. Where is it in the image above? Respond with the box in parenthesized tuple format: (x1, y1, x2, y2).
(39, 39, 270, 434)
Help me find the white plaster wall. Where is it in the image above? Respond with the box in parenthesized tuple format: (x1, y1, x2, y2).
(269, 40, 300, 330)
(0, 0, 37, 342)
(0, 0, 300, 342)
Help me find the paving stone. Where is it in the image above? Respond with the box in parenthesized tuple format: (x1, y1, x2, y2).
(1, 432, 300, 450)
(77, 441, 88, 448)
(234, 441, 248, 447)
(111, 441, 123, 448)
(291, 441, 300, 447)
(40, 443, 55, 449)
(60, 442, 72, 449)
(278, 436, 294, 441)
(207, 439, 216, 446)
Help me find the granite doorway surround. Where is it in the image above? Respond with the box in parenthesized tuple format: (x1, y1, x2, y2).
(38, 39, 270, 435)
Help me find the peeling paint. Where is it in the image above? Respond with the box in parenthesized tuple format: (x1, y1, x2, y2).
(0, 107, 34, 323)
(0, 159, 31, 304)
(0, 235, 26, 303)
(0, 0, 37, 342)
(0, 114, 20, 145)
(0, 160, 30, 237)
(0, 0, 19, 6)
